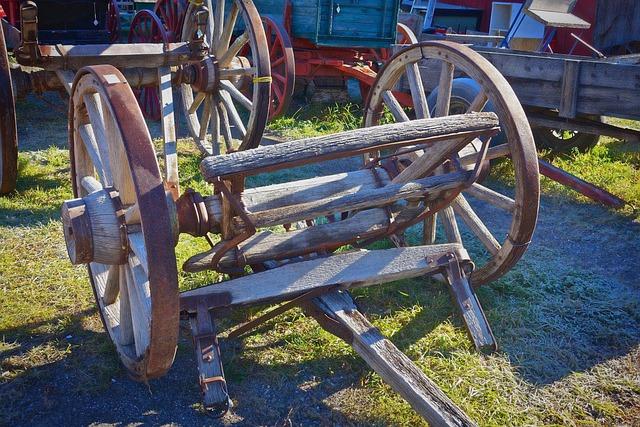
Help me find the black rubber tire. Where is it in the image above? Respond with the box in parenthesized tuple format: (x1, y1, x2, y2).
(532, 114, 602, 153)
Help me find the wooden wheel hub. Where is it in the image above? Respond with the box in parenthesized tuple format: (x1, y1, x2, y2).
(61, 186, 128, 265)
(192, 56, 219, 93)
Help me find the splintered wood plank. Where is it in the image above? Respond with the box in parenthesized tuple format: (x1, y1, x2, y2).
(183, 208, 391, 272)
(314, 291, 478, 427)
(180, 244, 469, 312)
(232, 171, 470, 230)
(200, 114, 499, 180)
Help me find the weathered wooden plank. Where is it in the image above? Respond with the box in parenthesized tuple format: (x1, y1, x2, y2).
(559, 60, 580, 118)
(180, 244, 469, 312)
(204, 167, 392, 230)
(34, 43, 196, 70)
(233, 171, 470, 230)
(199, 114, 500, 181)
(183, 208, 391, 272)
(313, 291, 478, 427)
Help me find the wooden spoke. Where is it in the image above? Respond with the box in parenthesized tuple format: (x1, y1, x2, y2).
(215, 97, 234, 151)
(81, 176, 103, 193)
(189, 92, 207, 115)
(451, 195, 501, 255)
(406, 63, 429, 119)
(466, 183, 515, 213)
(78, 124, 112, 185)
(180, 0, 270, 154)
(124, 203, 141, 224)
(69, 66, 178, 380)
(118, 265, 135, 346)
(103, 265, 120, 305)
(467, 91, 489, 113)
(382, 90, 410, 122)
(219, 30, 249, 67)
(219, 80, 252, 110)
(219, 90, 247, 137)
(363, 42, 539, 286)
(124, 256, 152, 357)
(435, 61, 454, 117)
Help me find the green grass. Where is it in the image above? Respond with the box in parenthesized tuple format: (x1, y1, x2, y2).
(2, 101, 640, 426)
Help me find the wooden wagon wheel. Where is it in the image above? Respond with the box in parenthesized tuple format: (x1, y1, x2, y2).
(154, 0, 187, 41)
(0, 25, 18, 194)
(106, 0, 121, 43)
(180, 0, 271, 155)
(363, 41, 540, 286)
(128, 10, 174, 120)
(261, 16, 294, 119)
(63, 65, 179, 380)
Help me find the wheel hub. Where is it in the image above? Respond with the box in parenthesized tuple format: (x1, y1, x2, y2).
(61, 187, 128, 265)
(192, 56, 219, 93)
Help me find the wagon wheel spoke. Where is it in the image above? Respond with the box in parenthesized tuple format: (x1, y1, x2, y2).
(180, 0, 270, 154)
(451, 194, 501, 255)
(65, 66, 179, 380)
(103, 265, 120, 305)
(124, 254, 152, 357)
(364, 42, 539, 286)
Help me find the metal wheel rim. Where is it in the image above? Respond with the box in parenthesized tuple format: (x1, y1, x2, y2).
(69, 65, 179, 380)
(180, 0, 271, 155)
(0, 26, 18, 194)
(364, 41, 540, 286)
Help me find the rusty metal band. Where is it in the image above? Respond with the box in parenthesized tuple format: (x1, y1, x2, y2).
(104, 186, 129, 264)
(209, 178, 256, 273)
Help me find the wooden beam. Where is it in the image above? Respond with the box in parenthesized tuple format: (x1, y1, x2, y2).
(313, 291, 478, 426)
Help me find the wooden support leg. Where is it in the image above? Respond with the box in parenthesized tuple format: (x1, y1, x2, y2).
(309, 291, 478, 427)
(441, 253, 497, 352)
(188, 298, 231, 418)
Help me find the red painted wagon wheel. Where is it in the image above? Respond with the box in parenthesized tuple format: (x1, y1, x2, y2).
(64, 65, 179, 380)
(360, 23, 418, 101)
(0, 25, 18, 194)
(128, 10, 174, 120)
(262, 16, 294, 119)
(153, 0, 186, 41)
(106, 0, 121, 43)
(180, 0, 271, 155)
(364, 41, 540, 286)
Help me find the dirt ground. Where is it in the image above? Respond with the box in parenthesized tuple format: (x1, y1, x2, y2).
(3, 94, 640, 427)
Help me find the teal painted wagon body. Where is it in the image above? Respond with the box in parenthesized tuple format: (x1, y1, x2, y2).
(255, 0, 401, 49)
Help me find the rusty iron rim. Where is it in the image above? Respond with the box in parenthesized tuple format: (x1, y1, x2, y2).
(0, 26, 18, 194)
(69, 65, 179, 380)
(364, 41, 540, 286)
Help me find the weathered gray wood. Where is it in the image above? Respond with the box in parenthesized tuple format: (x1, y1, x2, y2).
(232, 171, 471, 230)
(200, 114, 500, 180)
(527, 112, 640, 141)
(313, 291, 478, 427)
(183, 208, 391, 272)
(204, 167, 393, 231)
(34, 43, 198, 71)
(179, 244, 469, 312)
(559, 60, 580, 118)
(158, 66, 179, 195)
(593, 0, 640, 52)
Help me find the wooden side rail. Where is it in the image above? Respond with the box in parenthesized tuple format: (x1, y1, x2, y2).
(200, 113, 499, 181)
